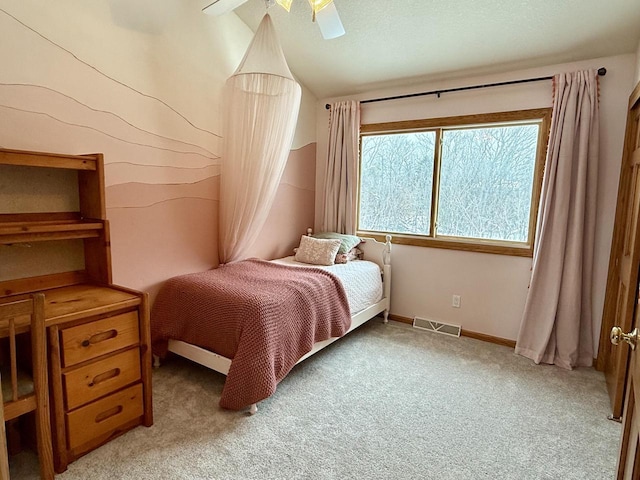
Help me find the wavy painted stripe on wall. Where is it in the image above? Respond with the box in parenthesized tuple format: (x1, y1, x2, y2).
(106, 176, 219, 209)
(104, 149, 315, 209)
(279, 143, 317, 192)
(0, 9, 220, 150)
(0, 7, 220, 141)
(0, 106, 219, 187)
(291, 140, 319, 151)
(0, 83, 219, 159)
(106, 163, 220, 187)
(0, 103, 217, 161)
(104, 144, 315, 192)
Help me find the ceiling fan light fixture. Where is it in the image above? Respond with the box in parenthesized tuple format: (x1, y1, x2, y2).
(273, 0, 344, 39)
(308, 0, 333, 14)
(276, 0, 293, 12)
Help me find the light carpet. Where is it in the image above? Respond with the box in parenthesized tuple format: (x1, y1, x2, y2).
(12, 320, 620, 479)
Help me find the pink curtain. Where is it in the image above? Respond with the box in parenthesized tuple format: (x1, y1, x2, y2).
(218, 14, 301, 263)
(515, 69, 600, 369)
(319, 101, 360, 234)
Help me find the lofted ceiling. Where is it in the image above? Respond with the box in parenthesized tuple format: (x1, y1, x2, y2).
(231, 0, 640, 99)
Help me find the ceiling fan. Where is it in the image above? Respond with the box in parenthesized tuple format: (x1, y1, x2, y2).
(202, 0, 345, 39)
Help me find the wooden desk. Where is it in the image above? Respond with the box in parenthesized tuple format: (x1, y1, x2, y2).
(1, 283, 153, 473)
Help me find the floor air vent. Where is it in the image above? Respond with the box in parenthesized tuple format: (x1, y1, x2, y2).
(413, 317, 461, 337)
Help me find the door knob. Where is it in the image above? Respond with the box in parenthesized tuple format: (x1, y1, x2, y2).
(611, 326, 639, 350)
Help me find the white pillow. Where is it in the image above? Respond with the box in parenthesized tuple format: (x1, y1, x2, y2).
(294, 235, 342, 266)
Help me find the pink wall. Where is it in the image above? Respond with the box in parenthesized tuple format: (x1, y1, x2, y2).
(0, 2, 317, 300)
(107, 143, 316, 298)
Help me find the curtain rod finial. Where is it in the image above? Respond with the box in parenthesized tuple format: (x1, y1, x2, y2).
(598, 67, 606, 76)
(325, 103, 331, 109)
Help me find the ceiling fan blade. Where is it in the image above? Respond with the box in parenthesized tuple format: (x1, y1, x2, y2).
(315, 2, 345, 39)
(202, 0, 248, 16)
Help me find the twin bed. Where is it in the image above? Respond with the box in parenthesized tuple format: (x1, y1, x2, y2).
(151, 232, 391, 414)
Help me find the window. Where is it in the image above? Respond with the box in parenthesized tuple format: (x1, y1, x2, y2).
(358, 109, 551, 256)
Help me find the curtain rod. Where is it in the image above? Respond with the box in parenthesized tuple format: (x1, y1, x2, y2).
(325, 67, 607, 109)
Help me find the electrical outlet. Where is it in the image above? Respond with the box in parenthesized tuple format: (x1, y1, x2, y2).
(452, 295, 461, 308)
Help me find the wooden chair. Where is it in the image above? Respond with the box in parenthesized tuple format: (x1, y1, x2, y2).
(0, 371, 9, 480)
(0, 293, 54, 479)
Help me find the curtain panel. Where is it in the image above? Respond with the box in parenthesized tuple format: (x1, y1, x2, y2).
(319, 100, 360, 234)
(515, 69, 600, 369)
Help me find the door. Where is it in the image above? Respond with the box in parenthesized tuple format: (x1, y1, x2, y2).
(613, 294, 640, 478)
(600, 83, 640, 419)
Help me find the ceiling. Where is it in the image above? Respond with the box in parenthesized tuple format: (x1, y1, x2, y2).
(232, 0, 640, 99)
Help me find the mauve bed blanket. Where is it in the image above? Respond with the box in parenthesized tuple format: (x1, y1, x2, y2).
(151, 258, 351, 410)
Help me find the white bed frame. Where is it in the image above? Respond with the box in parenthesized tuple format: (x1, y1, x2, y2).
(156, 233, 392, 414)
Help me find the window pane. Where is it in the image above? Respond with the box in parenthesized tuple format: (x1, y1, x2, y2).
(359, 132, 435, 235)
(438, 124, 539, 242)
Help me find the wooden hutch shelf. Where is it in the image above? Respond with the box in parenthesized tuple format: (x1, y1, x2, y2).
(0, 149, 98, 170)
(0, 219, 104, 244)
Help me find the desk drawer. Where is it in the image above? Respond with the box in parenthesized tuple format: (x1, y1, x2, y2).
(66, 383, 143, 450)
(63, 348, 142, 410)
(61, 311, 140, 367)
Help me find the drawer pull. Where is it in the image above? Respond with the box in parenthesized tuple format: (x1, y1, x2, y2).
(82, 329, 118, 348)
(89, 368, 121, 387)
(95, 405, 123, 423)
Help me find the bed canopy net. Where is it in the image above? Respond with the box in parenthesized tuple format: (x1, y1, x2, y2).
(218, 13, 302, 263)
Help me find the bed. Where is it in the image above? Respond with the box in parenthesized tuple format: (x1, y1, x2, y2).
(151, 232, 391, 414)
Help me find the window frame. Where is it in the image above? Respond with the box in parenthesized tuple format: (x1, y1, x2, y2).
(357, 108, 552, 257)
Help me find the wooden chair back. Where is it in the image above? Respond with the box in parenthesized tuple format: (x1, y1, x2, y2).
(0, 293, 54, 479)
